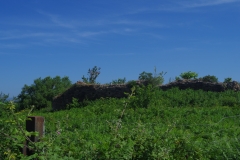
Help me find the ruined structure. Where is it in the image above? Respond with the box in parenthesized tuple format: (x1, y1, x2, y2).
(52, 80, 240, 110)
(52, 81, 131, 110)
(160, 80, 240, 92)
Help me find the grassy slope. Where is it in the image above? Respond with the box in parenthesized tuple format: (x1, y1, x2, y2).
(31, 89, 240, 159)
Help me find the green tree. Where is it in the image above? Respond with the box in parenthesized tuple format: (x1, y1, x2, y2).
(175, 76, 181, 81)
(17, 76, 72, 110)
(82, 66, 101, 84)
(110, 78, 126, 85)
(180, 71, 198, 80)
(224, 77, 232, 83)
(201, 75, 218, 83)
(0, 92, 9, 103)
(0, 93, 9, 118)
(138, 67, 166, 86)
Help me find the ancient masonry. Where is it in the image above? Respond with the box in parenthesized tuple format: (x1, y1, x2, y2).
(52, 80, 240, 110)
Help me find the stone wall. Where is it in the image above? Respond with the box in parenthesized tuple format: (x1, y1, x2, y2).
(160, 80, 240, 92)
(52, 82, 132, 110)
(52, 80, 240, 110)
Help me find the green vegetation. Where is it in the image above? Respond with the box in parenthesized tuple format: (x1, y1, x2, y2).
(106, 78, 126, 85)
(111, 78, 126, 85)
(1, 86, 240, 159)
(1, 68, 240, 159)
(17, 76, 72, 110)
(224, 77, 233, 83)
(179, 71, 198, 80)
(201, 75, 219, 83)
(0, 92, 9, 103)
(82, 66, 101, 84)
(138, 67, 166, 86)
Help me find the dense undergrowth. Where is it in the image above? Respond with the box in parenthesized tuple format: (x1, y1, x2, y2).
(1, 86, 240, 159)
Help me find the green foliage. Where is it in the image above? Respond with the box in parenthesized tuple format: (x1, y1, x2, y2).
(180, 71, 198, 80)
(126, 80, 137, 88)
(82, 66, 101, 84)
(37, 90, 240, 158)
(2, 86, 240, 159)
(224, 77, 232, 83)
(138, 67, 166, 86)
(0, 92, 9, 103)
(0, 92, 9, 117)
(138, 71, 152, 81)
(17, 76, 72, 110)
(109, 78, 126, 85)
(201, 75, 218, 83)
(66, 97, 91, 110)
(175, 76, 181, 81)
(0, 102, 74, 159)
(127, 85, 158, 110)
(0, 102, 33, 159)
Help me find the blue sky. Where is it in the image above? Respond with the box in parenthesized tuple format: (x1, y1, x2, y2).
(1, 0, 240, 98)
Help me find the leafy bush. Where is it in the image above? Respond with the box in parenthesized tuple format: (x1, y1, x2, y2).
(0, 102, 72, 159)
(0, 92, 9, 103)
(224, 77, 232, 83)
(108, 78, 126, 85)
(1, 88, 240, 159)
(82, 66, 101, 84)
(127, 85, 158, 110)
(180, 71, 198, 80)
(17, 76, 72, 110)
(66, 97, 91, 110)
(138, 67, 166, 86)
(201, 75, 218, 83)
(175, 76, 181, 81)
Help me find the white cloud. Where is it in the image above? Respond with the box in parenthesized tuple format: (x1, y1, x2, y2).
(176, 0, 240, 8)
(96, 53, 135, 56)
(120, 0, 240, 14)
(37, 10, 76, 29)
(77, 31, 108, 37)
(0, 30, 57, 40)
(0, 43, 25, 49)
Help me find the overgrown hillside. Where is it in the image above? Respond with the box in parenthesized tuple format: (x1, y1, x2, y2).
(1, 85, 240, 159)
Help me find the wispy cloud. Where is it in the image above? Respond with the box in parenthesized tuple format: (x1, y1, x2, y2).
(44, 37, 84, 45)
(75, 27, 138, 39)
(96, 53, 135, 56)
(77, 31, 109, 37)
(0, 32, 56, 40)
(180, 0, 240, 8)
(0, 43, 25, 49)
(37, 10, 76, 29)
(120, 0, 240, 14)
(112, 20, 166, 28)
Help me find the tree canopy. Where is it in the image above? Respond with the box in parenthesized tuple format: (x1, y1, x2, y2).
(82, 66, 101, 84)
(138, 67, 166, 86)
(0, 92, 9, 103)
(17, 76, 72, 110)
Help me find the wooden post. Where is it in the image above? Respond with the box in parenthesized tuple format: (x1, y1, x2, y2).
(23, 116, 45, 156)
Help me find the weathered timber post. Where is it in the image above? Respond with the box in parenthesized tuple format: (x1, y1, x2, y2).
(23, 116, 45, 156)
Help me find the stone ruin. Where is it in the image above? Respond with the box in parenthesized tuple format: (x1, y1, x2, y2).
(52, 80, 240, 110)
(160, 79, 240, 92)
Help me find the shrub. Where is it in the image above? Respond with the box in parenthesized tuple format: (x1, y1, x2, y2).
(82, 66, 101, 84)
(175, 76, 181, 81)
(127, 85, 157, 109)
(201, 75, 218, 83)
(109, 78, 126, 85)
(17, 76, 72, 110)
(179, 71, 198, 80)
(138, 67, 166, 86)
(224, 77, 232, 83)
(0, 92, 9, 103)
